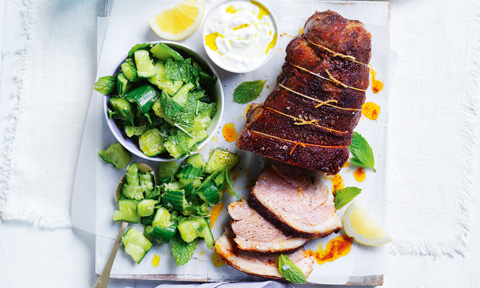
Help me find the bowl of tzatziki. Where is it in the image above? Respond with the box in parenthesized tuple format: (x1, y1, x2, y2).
(202, 0, 278, 73)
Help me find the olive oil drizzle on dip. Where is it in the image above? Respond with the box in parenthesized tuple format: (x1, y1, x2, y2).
(204, 0, 277, 71)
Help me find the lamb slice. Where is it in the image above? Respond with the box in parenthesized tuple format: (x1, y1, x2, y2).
(249, 161, 342, 238)
(215, 233, 314, 280)
(228, 201, 309, 253)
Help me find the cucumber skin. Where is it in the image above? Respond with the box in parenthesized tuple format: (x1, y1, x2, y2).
(122, 228, 153, 264)
(205, 148, 240, 174)
(134, 50, 157, 78)
(150, 42, 184, 61)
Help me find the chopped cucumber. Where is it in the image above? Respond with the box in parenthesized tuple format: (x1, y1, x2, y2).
(163, 181, 184, 191)
(139, 128, 165, 156)
(148, 61, 183, 95)
(205, 148, 240, 174)
(172, 83, 195, 107)
(145, 224, 177, 243)
(176, 154, 205, 183)
(134, 50, 156, 78)
(113, 199, 140, 223)
(121, 59, 138, 82)
(139, 172, 154, 193)
(178, 218, 203, 243)
(98, 143, 131, 169)
(128, 43, 152, 58)
(117, 73, 131, 96)
(123, 163, 144, 200)
(124, 125, 148, 138)
(194, 114, 212, 130)
(122, 228, 152, 264)
(177, 217, 213, 248)
(157, 161, 181, 183)
(136, 199, 157, 217)
(108, 97, 134, 126)
(124, 84, 159, 116)
(152, 206, 173, 228)
(163, 189, 187, 211)
(150, 42, 184, 61)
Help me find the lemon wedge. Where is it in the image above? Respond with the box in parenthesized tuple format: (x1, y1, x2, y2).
(342, 202, 392, 246)
(148, 0, 205, 40)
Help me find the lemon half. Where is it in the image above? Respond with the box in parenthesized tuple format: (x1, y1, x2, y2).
(342, 202, 392, 246)
(148, 0, 205, 40)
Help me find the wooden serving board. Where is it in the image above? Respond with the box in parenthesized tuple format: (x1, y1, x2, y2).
(93, 0, 392, 285)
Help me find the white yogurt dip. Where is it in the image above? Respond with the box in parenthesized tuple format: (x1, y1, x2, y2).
(203, 0, 277, 73)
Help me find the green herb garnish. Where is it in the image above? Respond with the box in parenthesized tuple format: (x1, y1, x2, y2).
(94, 75, 116, 95)
(349, 132, 376, 172)
(171, 234, 198, 266)
(165, 58, 200, 85)
(278, 254, 307, 284)
(233, 80, 266, 104)
(334, 187, 362, 210)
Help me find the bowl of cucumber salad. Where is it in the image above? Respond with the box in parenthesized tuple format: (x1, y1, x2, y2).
(94, 41, 223, 161)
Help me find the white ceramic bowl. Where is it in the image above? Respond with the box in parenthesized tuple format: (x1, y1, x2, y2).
(202, 0, 279, 73)
(104, 41, 224, 162)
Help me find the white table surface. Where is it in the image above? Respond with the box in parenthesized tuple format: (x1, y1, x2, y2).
(1, 0, 480, 287)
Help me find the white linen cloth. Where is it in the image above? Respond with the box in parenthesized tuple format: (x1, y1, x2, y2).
(0, 0, 104, 227)
(0, 0, 478, 259)
(387, 0, 480, 255)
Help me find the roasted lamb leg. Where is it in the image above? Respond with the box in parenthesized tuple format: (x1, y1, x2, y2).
(237, 10, 372, 174)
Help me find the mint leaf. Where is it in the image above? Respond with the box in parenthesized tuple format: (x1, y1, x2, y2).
(171, 234, 198, 266)
(349, 132, 376, 172)
(334, 187, 362, 209)
(233, 80, 266, 104)
(278, 254, 307, 284)
(94, 76, 116, 95)
(165, 58, 200, 85)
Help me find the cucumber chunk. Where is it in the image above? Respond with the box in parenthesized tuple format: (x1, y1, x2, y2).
(194, 114, 212, 130)
(152, 206, 173, 228)
(122, 228, 152, 264)
(116, 73, 131, 96)
(124, 84, 159, 116)
(122, 163, 144, 200)
(176, 153, 205, 183)
(134, 50, 156, 78)
(172, 83, 195, 107)
(148, 62, 183, 95)
(128, 43, 152, 58)
(145, 224, 177, 243)
(124, 125, 148, 138)
(150, 42, 184, 61)
(157, 161, 181, 183)
(121, 59, 138, 82)
(113, 199, 140, 223)
(163, 189, 187, 211)
(98, 143, 131, 169)
(139, 128, 165, 156)
(205, 148, 240, 174)
(139, 172, 154, 193)
(108, 97, 135, 126)
(177, 217, 213, 248)
(136, 199, 157, 217)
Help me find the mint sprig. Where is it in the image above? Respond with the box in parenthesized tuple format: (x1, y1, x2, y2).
(233, 80, 266, 104)
(334, 187, 362, 210)
(172, 234, 198, 266)
(278, 254, 307, 284)
(349, 132, 376, 172)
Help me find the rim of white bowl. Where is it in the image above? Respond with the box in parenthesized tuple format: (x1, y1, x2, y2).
(202, 0, 279, 74)
(103, 41, 224, 162)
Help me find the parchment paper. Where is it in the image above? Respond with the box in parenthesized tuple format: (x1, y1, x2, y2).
(72, 0, 396, 284)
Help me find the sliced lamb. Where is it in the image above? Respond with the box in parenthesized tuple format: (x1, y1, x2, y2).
(248, 161, 342, 238)
(228, 201, 309, 253)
